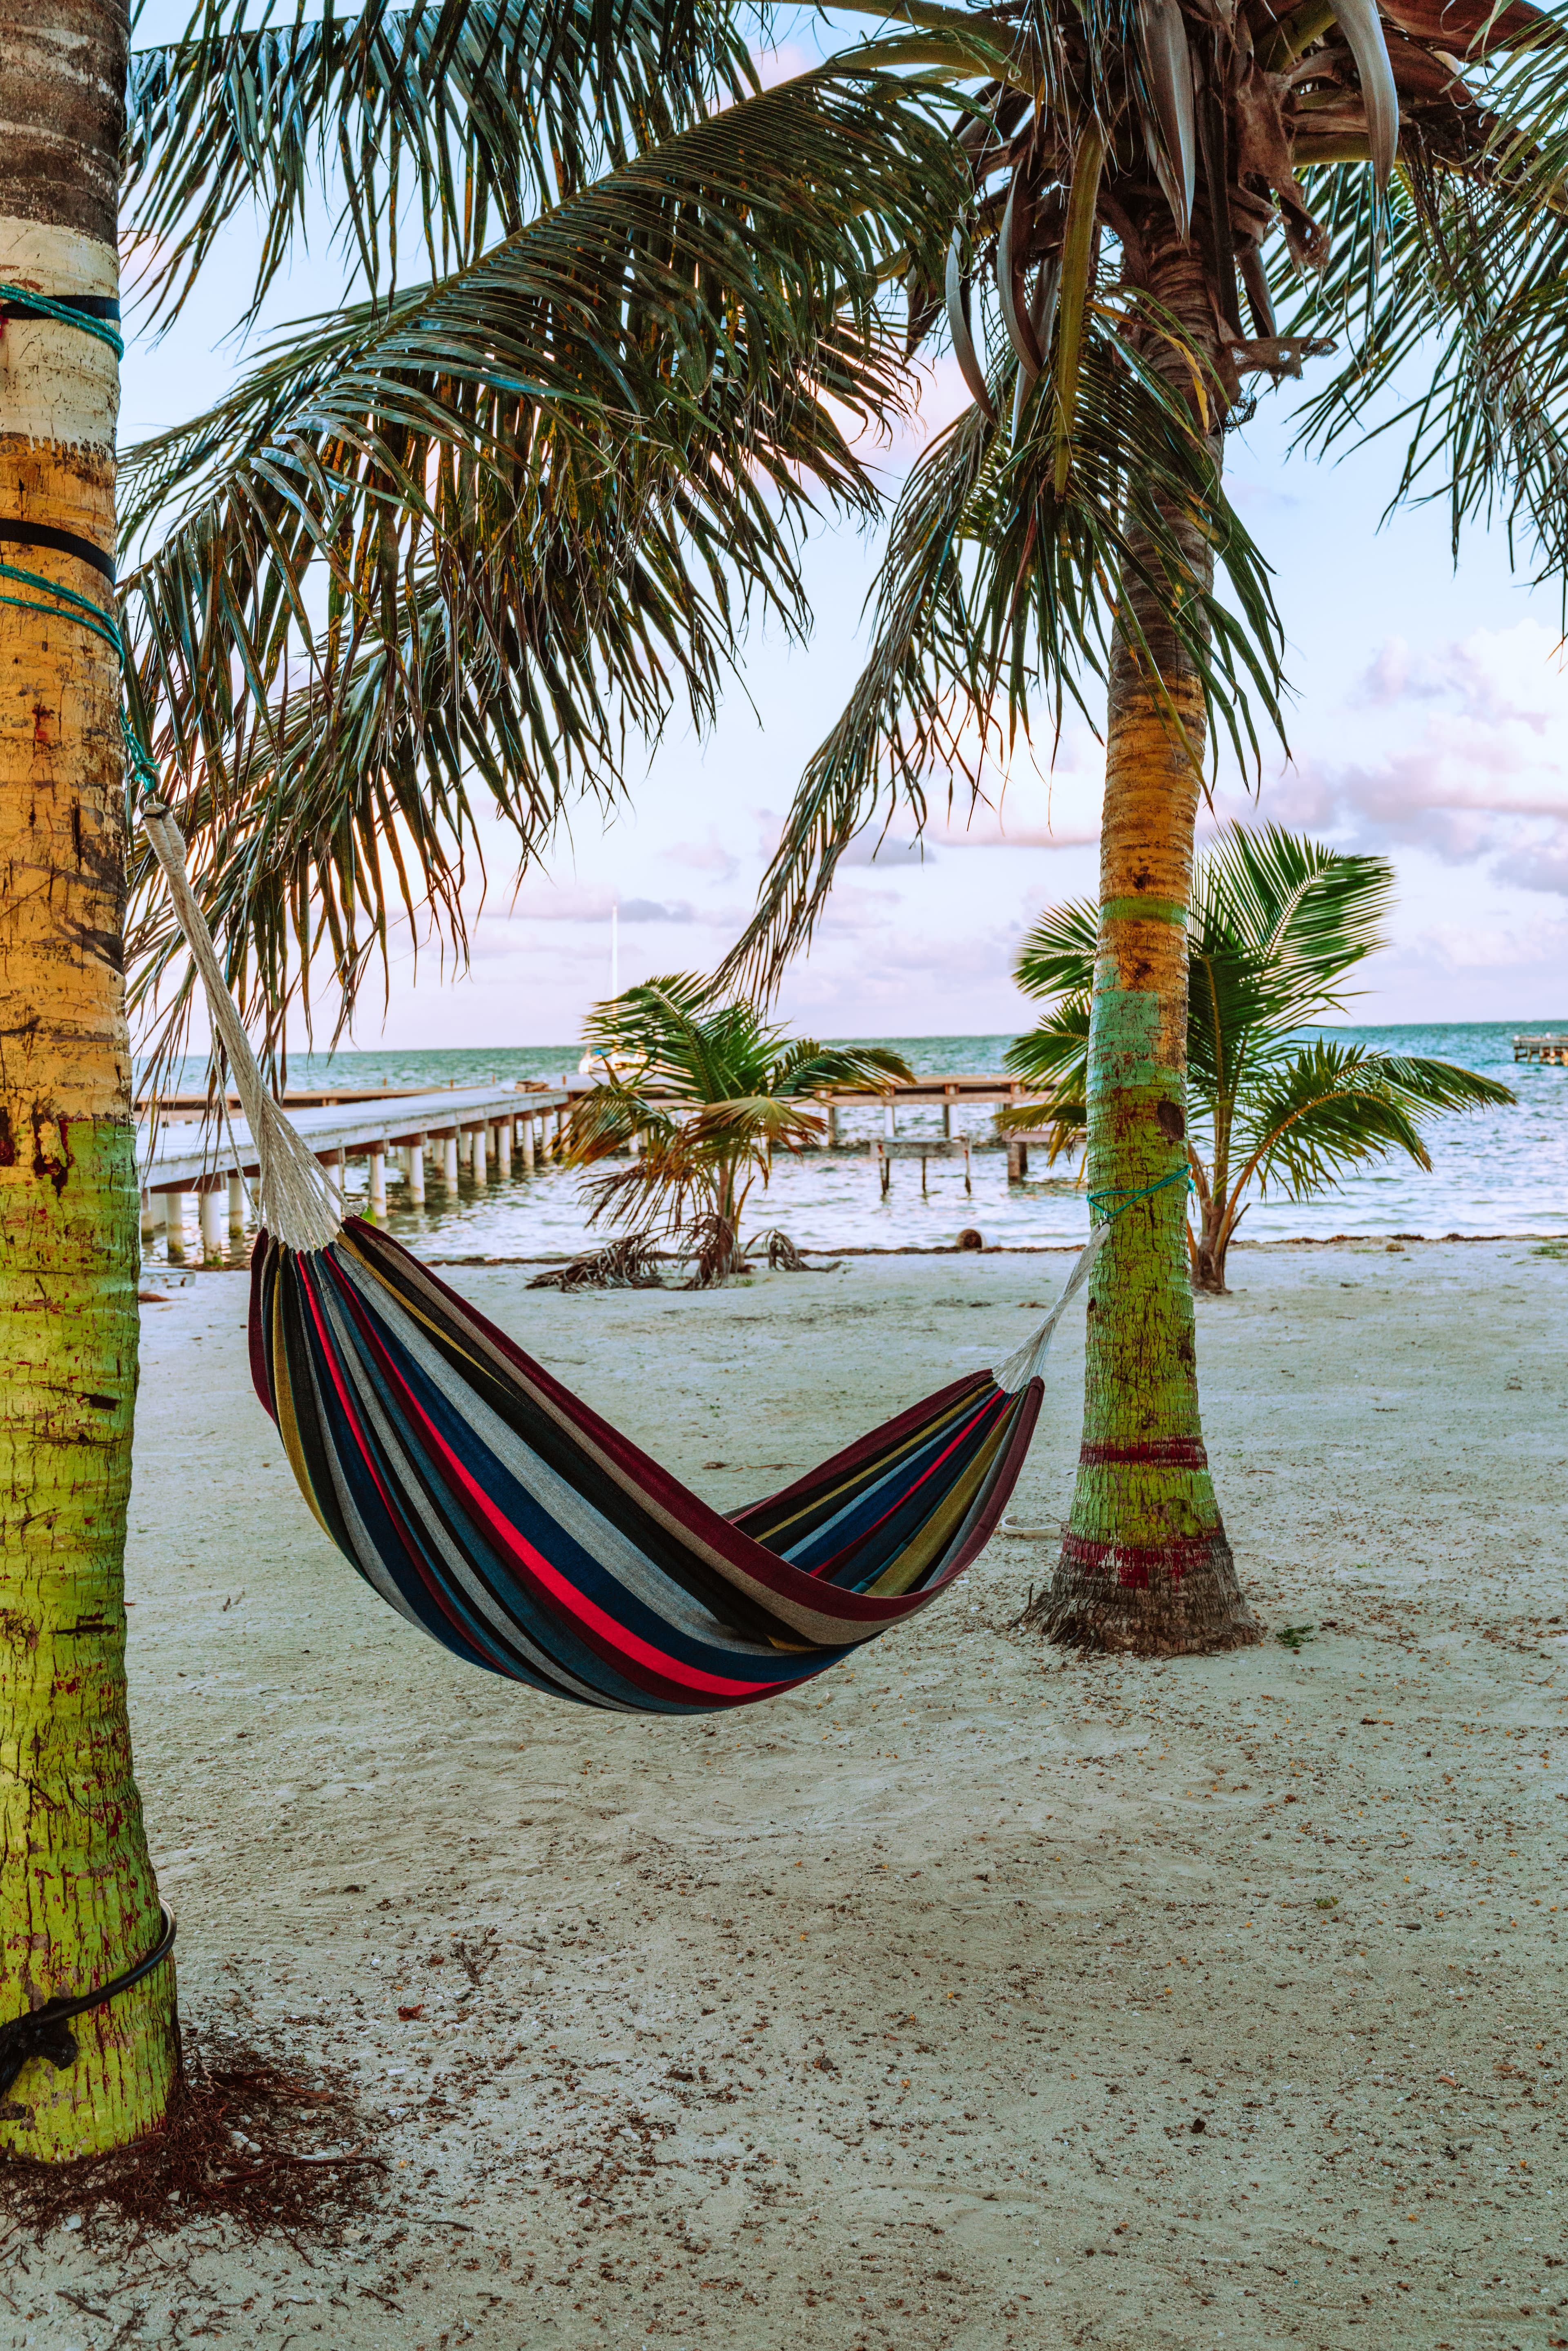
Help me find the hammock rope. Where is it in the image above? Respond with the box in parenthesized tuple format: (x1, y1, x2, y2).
(16, 290, 1109, 1711)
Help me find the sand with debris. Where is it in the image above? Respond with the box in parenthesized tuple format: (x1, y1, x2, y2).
(20, 1237, 1568, 2350)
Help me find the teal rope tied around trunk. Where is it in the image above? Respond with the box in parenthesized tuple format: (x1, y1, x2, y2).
(0, 281, 125, 357)
(0, 292, 155, 802)
(1087, 1163, 1194, 1226)
(0, 559, 162, 806)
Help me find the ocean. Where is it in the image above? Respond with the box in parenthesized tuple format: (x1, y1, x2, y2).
(143, 1022, 1566, 1263)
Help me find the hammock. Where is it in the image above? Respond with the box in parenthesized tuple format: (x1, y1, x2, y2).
(144, 806, 1102, 1714)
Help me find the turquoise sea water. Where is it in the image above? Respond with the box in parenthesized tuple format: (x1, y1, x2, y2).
(149, 1022, 1567, 1259)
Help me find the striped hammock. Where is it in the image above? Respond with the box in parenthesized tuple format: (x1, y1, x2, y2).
(246, 1219, 1099, 1713)
(138, 803, 1100, 1714)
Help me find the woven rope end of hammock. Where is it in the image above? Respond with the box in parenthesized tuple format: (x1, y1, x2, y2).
(140, 808, 343, 1257)
(994, 1223, 1107, 1394)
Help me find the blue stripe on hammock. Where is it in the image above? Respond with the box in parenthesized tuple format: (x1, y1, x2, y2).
(778, 1391, 1013, 1583)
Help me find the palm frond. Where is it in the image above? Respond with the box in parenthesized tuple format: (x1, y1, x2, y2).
(124, 0, 756, 327)
(1011, 894, 1097, 1001)
(1276, 121, 1568, 588)
(720, 286, 1287, 993)
(1189, 827, 1394, 1101)
(122, 68, 964, 1059)
(1000, 992, 1088, 1158)
(1199, 824, 1392, 999)
(1235, 1043, 1515, 1199)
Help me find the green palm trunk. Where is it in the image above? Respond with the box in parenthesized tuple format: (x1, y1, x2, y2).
(0, 0, 178, 2156)
(1020, 667, 1256, 1653)
(1022, 243, 1258, 1656)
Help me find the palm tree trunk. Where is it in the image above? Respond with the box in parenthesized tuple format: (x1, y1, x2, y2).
(0, 0, 178, 2155)
(1022, 241, 1259, 1656)
(1190, 1186, 1230, 1294)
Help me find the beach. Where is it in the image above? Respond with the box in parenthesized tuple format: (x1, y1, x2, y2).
(30, 1237, 1567, 2350)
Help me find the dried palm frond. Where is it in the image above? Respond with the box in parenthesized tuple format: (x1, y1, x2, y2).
(677, 1211, 750, 1288)
(753, 1228, 839, 1271)
(527, 1232, 666, 1290)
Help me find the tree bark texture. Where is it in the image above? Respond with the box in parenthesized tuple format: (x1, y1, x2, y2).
(0, 0, 178, 2157)
(1023, 242, 1260, 1657)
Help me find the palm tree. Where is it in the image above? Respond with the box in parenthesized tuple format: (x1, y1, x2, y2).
(0, 0, 960, 2160)
(566, 977, 912, 1280)
(718, 0, 1568, 1655)
(1005, 827, 1515, 1299)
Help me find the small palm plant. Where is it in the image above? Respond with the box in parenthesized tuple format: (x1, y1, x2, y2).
(1005, 827, 1514, 1292)
(566, 978, 912, 1282)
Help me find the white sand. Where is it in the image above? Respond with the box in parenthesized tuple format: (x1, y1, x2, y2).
(25, 1239, 1568, 2350)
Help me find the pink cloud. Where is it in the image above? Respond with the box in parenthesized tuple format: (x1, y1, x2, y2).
(663, 828, 739, 882)
(1220, 621, 1568, 893)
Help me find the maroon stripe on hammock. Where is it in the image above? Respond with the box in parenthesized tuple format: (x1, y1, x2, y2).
(1077, 1438, 1207, 1469)
(1058, 1530, 1216, 1590)
(341, 1223, 1001, 1628)
(729, 1371, 999, 1530)
(249, 1234, 278, 1418)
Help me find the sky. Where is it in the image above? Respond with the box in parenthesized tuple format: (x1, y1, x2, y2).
(122, 8, 1568, 1049)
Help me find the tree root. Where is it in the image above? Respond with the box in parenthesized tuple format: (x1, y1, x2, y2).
(0, 2028, 383, 2249)
(1018, 1529, 1263, 1657)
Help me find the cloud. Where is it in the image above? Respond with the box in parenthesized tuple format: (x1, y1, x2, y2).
(663, 828, 739, 882)
(479, 883, 697, 926)
(619, 897, 695, 924)
(494, 882, 618, 923)
(835, 830, 937, 868)
(1222, 621, 1568, 894)
(929, 813, 1100, 849)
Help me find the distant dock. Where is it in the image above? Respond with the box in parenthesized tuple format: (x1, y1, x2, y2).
(1512, 1033, 1568, 1065)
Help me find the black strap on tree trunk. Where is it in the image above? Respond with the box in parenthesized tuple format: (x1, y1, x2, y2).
(0, 516, 116, 584)
(0, 291, 120, 325)
(0, 1907, 177, 2101)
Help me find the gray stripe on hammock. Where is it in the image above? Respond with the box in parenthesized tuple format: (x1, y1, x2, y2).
(330, 1252, 792, 1668)
(312, 1276, 637, 1707)
(295, 1324, 432, 1639)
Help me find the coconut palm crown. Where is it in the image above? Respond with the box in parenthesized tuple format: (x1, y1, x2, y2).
(117, 0, 969, 1070)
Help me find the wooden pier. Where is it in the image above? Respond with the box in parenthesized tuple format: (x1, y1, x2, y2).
(1513, 1033, 1568, 1065)
(137, 1080, 575, 1257)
